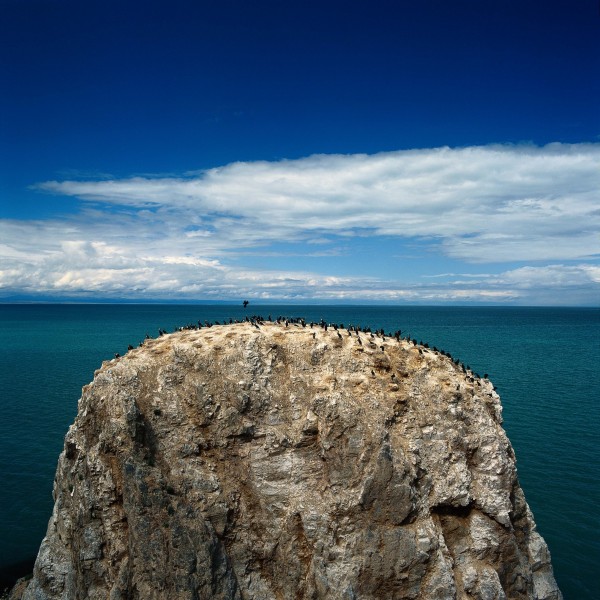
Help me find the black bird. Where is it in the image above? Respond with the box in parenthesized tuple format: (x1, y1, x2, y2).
(127, 344, 134, 351)
(243, 300, 249, 308)
(337, 331, 342, 339)
(114, 353, 120, 359)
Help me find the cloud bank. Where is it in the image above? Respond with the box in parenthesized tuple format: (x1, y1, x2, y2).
(2, 144, 599, 303)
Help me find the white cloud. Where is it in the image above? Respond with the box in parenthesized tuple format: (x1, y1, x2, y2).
(1, 144, 599, 303)
(417, 264, 600, 305)
(36, 143, 600, 262)
(499, 264, 600, 288)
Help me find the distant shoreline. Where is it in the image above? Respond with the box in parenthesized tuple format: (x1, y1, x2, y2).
(1, 301, 598, 308)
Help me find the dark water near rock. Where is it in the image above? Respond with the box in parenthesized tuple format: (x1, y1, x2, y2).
(0, 304, 598, 597)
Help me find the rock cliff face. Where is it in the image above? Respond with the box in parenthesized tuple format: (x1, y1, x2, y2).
(12, 321, 561, 599)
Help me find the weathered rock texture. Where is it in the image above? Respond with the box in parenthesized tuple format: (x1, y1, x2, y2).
(13, 322, 562, 599)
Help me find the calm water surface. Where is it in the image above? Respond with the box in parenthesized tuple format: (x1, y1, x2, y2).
(0, 304, 598, 598)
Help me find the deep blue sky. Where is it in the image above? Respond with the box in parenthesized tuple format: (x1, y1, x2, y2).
(2, 0, 598, 210)
(1, 0, 599, 303)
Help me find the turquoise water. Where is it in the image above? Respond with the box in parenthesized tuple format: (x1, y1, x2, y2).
(0, 304, 598, 598)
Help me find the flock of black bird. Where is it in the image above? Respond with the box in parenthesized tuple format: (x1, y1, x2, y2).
(113, 310, 490, 387)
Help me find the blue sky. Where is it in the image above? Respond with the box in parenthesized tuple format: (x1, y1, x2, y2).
(1, 0, 599, 304)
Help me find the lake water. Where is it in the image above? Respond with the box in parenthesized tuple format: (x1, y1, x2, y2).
(0, 304, 598, 598)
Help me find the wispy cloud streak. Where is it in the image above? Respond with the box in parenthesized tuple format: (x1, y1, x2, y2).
(37, 143, 600, 262)
(2, 144, 598, 303)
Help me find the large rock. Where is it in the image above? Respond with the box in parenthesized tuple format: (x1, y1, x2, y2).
(12, 321, 562, 599)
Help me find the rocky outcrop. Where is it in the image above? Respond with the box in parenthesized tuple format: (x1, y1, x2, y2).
(12, 321, 562, 599)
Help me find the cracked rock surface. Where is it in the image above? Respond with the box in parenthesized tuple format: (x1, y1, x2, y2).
(12, 322, 562, 599)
